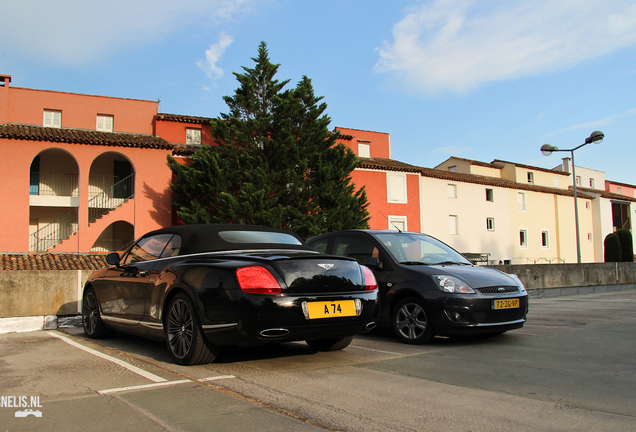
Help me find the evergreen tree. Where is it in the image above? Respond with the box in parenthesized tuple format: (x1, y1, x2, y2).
(604, 233, 622, 262)
(616, 229, 634, 262)
(168, 42, 369, 238)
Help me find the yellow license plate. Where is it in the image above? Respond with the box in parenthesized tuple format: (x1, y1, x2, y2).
(492, 299, 520, 310)
(306, 300, 357, 319)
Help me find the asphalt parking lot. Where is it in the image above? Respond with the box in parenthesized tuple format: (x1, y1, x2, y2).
(2, 289, 636, 432)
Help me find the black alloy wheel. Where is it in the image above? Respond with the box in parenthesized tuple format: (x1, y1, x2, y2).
(165, 293, 217, 365)
(306, 335, 355, 352)
(82, 287, 111, 339)
(392, 297, 434, 344)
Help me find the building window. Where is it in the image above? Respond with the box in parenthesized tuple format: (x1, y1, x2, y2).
(519, 229, 528, 248)
(553, 177, 560, 188)
(585, 202, 591, 209)
(527, 172, 534, 184)
(387, 173, 407, 203)
(449, 215, 458, 235)
(186, 128, 202, 145)
(43, 110, 61, 128)
(448, 165, 457, 172)
(388, 216, 407, 232)
(575, 176, 581, 186)
(486, 188, 494, 202)
(589, 178, 595, 188)
(358, 143, 370, 158)
(486, 218, 495, 231)
(541, 230, 549, 248)
(96, 115, 114, 132)
(448, 184, 457, 199)
(517, 191, 526, 211)
(617, 187, 623, 195)
(587, 233, 593, 242)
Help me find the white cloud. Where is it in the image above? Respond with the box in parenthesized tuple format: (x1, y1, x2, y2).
(196, 32, 234, 80)
(0, 0, 256, 66)
(430, 145, 470, 154)
(542, 107, 636, 138)
(376, 0, 636, 95)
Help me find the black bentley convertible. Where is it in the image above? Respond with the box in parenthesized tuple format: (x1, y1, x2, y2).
(82, 224, 378, 365)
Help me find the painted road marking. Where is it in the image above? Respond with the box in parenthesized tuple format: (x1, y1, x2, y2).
(47, 331, 167, 383)
(98, 376, 235, 395)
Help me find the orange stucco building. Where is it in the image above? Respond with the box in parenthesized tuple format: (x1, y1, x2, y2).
(0, 75, 421, 253)
(0, 74, 174, 253)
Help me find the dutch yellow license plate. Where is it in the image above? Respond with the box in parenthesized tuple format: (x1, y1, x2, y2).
(306, 300, 356, 319)
(492, 298, 520, 310)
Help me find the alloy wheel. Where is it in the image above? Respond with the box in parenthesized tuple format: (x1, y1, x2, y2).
(167, 298, 194, 359)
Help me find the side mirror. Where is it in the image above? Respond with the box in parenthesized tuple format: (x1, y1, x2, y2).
(364, 257, 380, 268)
(106, 252, 121, 267)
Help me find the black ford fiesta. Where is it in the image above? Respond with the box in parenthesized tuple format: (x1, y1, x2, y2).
(82, 224, 378, 365)
(306, 230, 528, 344)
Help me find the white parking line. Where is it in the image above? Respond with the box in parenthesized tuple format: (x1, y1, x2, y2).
(98, 375, 235, 395)
(98, 380, 191, 394)
(351, 345, 403, 356)
(47, 331, 167, 383)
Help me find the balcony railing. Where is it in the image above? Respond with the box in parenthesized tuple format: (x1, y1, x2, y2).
(30, 172, 79, 197)
(88, 173, 135, 223)
(30, 208, 78, 251)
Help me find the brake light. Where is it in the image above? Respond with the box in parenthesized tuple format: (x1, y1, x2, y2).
(361, 265, 378, 291)
(236, 266, 281, 294)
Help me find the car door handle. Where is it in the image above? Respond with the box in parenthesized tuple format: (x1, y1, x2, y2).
(138, 270, 150, 277)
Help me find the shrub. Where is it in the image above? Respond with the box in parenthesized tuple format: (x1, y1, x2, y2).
(604, 233, 622, 262)
(616, 229, 634, 262)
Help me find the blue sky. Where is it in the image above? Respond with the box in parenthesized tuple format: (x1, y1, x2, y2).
(2, 0, 635, 184)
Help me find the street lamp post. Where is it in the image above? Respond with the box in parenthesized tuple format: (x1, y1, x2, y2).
(541, 131, 605, 264)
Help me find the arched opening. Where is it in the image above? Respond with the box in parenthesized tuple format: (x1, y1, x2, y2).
(88, 152, 136, 224)
(90, 221, 135, 252)
(29, 149, 80, 251)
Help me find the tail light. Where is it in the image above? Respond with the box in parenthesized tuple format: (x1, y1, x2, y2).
(236, 266, 282, 294)
(361, 265, 378, 291)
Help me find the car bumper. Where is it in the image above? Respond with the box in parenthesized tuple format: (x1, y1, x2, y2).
(430, 293, 529, 336)
(199, 291, 379, 346)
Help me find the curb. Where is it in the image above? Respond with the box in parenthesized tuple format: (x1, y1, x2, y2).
(0, 315, 82, 334)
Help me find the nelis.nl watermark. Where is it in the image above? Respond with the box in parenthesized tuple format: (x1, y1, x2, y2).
(1, 395, 43, 418)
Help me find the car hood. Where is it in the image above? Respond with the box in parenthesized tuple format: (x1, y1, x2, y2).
(415, 265, 518, 289)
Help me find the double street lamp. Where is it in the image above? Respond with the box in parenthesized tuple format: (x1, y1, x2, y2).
(540, 131, 605, 264)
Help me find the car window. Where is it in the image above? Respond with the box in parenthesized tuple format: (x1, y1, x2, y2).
(218, 231, 302, 245)
(309, 238, 330, 254)
(123, 234, 174, 265)
(375, 233, 470, 265)
(160, 235, 182, 258)
(333, 235, 378, 265)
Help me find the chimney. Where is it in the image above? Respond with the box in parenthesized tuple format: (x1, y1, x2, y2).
(0, 74, 11, 124)
(0, 74, 11, 87)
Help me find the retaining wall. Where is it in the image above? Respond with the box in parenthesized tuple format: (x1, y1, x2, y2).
(1, 263, 635, 320)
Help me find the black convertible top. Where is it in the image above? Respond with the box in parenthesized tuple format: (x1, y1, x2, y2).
(139, 224, 310, 255)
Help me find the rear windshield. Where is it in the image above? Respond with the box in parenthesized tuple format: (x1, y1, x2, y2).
(218, 231, 303, 245)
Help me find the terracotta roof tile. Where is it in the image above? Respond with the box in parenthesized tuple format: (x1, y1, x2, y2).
(492, 159, 570, 176)
(443, 156, 504, 169)
(0, 124, 173, 150)
(574, 186, 636, 202)
(359, 157, 595, 199)
(0, 253, 107, 271)
(156, 113, 213, 124)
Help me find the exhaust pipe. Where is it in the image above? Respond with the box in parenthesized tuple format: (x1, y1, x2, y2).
(365, 322, 376, 331)
(259, 328, 289, 338)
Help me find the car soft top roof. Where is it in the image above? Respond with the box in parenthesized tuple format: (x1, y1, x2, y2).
(139, 224, 309, 255)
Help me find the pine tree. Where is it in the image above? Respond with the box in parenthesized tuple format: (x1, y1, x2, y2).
(168, 42, 369, 238)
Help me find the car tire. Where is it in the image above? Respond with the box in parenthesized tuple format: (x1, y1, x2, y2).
(82, 287, 112, 339)
(392, 297, 434, 344)
(165, 293, 218, 365)
(306, 335, 354, 352)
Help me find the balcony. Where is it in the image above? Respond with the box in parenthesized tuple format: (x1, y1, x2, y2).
(29, 172, 79, 207)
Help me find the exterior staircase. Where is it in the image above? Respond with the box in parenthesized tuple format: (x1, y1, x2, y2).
(29, 174, 135, 252)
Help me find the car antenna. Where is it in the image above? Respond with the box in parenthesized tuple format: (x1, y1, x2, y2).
(379, 211, 402, 233)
